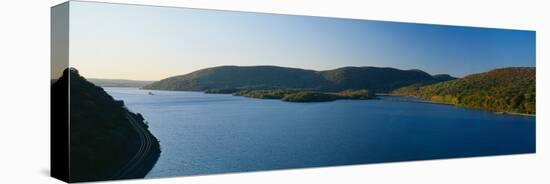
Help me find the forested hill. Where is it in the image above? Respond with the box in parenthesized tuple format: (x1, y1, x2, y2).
(432, 74, 457, 81)
(317, 67, 452, 92)
(142, 65, 454, 93)
(392, 67, 535, 114)
(53, 68, 160, 182)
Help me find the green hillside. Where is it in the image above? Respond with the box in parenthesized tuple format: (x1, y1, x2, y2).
(143, 65, 324, 91)
(52, 68, 160, 182)
(318, 67, 445, 92)
(143, 65, 452, 93)
(392, 67, 535, 114)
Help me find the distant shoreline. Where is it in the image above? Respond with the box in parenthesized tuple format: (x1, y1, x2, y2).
(494, 111, 536, 117)
(379, 94, 536, 117)
(133, 87, 536, 117)
(377, 94, 454, 105)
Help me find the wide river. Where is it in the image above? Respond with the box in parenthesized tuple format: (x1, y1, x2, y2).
(105, 87, 535, 178)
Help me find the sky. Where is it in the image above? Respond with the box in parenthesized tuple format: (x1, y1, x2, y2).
(68, 1, 535, 81)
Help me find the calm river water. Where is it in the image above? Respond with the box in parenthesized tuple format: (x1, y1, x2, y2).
(105, 87, 535, 178)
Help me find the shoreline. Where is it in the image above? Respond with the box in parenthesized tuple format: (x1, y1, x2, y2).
(110, 112, 161, 180)
(494, 111, 536, 117)
(135, 88, 536, 117)
(377, 95, 455, 106)
(382, 94, 536, 117)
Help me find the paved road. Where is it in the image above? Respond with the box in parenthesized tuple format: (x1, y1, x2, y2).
(111, 113, 154, 179)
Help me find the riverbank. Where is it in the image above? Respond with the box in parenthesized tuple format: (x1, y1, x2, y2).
(378, 94, 455, 105)
(382, 94, 536, 117)
(110, 112, 161, 180)
(494, 111, 536, 117)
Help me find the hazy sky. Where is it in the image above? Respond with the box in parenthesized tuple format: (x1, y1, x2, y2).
(69, 1, 535, 81)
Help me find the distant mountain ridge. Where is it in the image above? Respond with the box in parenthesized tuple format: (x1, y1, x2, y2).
(143, 65, 454, 93)
(432, 74, 457, 81)
(88, 78, 155, 88)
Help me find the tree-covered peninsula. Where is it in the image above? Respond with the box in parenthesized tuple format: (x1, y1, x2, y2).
(52, 68, 161, 182)
(234, 89, 375, 102)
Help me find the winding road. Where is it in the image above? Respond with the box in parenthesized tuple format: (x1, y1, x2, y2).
(110, 113, 155, 179)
